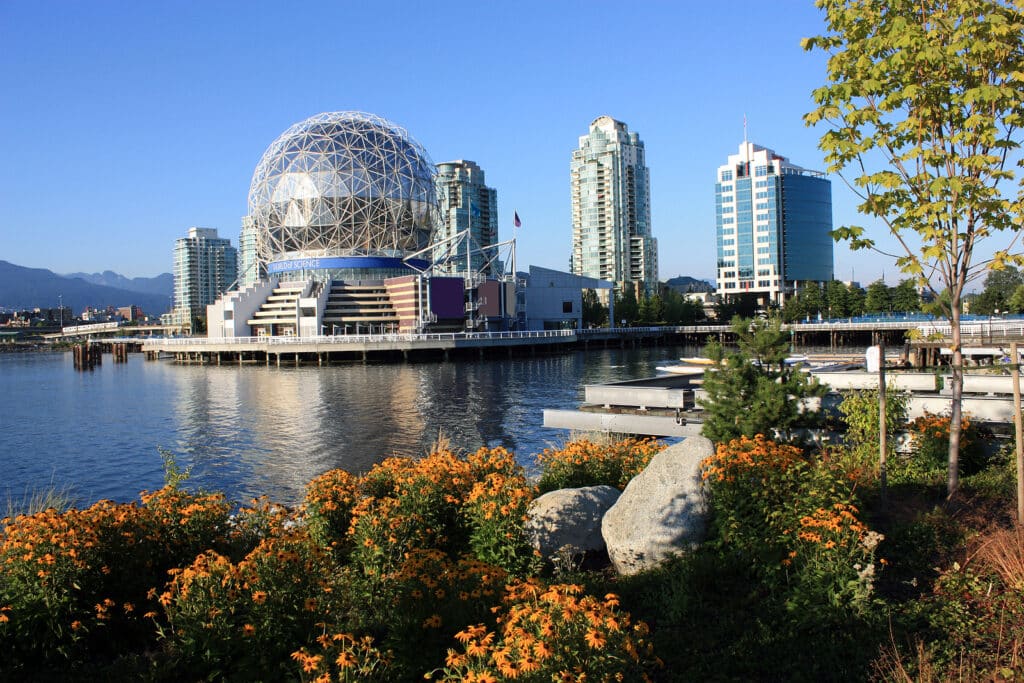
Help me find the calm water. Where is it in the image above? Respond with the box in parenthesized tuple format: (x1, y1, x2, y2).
(1, 346, 696, 507)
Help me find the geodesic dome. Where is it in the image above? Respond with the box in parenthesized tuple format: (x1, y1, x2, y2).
(248, 112, 438, 264)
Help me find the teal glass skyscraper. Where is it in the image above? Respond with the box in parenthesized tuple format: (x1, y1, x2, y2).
(434, 160, 498, 276)
(570, 116, 658, 298)
(715, 142, 833, 306)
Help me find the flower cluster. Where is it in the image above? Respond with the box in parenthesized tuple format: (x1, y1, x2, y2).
(160, 529, 338, 679)
(536, 437, 665, 493)
(292, 632, 393, 682)
(702, 435, 882, 611)
(303, 468, 360, 556)
(435, 580, 661, 682)
(701, 433, 804, 484)
(304, 446, 536, 578)
(0, 489, 230, 668)
(903, 411, 986, 478)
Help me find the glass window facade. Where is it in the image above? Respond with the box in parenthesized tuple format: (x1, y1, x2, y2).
(781, 173, 834, 282)
(716, 142, 832, 303)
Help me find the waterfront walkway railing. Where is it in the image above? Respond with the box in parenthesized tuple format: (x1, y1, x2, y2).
(110, 318, 1024, 346)
(140, 329, 578, 346)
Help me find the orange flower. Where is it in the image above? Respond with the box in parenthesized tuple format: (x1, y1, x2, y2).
(585, 628, 607, 649)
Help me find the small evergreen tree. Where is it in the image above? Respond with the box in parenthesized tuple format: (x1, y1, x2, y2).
(699, 316, 826, 444)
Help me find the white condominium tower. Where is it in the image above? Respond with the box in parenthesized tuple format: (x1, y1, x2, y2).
(715, 142, 833, 306)
(570, 116, 658, 298)
(434, 160, 499, 276)
(172, 227, 238, 327)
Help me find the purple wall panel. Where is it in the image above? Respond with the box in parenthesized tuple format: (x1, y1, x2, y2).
(429, 277, 465, 319)
(478, 280, 501, 317)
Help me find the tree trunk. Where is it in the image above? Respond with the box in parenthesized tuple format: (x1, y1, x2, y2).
(948, 305, 963, 497)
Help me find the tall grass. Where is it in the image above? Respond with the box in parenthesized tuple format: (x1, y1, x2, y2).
(3, 481, 77, 520)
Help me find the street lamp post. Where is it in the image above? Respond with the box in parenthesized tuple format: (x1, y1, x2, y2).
(59, 294, 63, 330)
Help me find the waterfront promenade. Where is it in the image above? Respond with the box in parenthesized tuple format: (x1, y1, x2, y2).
(134, 317, 1024, 365)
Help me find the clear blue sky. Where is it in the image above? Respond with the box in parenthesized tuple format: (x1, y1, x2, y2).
(1, 0, 903, 285)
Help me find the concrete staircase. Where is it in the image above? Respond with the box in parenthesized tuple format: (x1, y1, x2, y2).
(247, 282, 306, 336)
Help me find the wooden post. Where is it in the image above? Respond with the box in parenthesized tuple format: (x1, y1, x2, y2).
(879, 338, 888, 503)
(1012, 342, 1023, 526)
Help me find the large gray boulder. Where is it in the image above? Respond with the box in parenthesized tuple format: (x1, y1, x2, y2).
(525, 485, 621, 561)
(601, 435, 713, 575)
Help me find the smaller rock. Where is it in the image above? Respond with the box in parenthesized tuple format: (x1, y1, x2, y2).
(525, 485, 621, 561)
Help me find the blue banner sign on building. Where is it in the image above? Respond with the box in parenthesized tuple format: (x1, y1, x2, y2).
(267, 256, 430, 274)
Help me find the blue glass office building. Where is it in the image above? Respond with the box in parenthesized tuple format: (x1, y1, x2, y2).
(715, 142, 832, 305)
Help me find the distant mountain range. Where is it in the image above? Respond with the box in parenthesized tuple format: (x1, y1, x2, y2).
(665, 275, 714, 293)
(63, 270, 173, 297)
(0, 261, 172, 315)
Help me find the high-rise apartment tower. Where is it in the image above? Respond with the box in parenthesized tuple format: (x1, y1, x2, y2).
(570, 116, 658, 298)
(238, 215, 261, 288)
(171, 227, 238, 328)
(434, 160, 498, 276)
(715, 142, 833, 306)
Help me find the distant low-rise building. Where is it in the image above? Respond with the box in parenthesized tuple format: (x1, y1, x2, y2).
(522, 266, 614, 330)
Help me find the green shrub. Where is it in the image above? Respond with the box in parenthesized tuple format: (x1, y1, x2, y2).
(701, 435, 883, 611)
(535, 437, 664, 494)
(434, 580, 661, 682)
(892, 412, 987, 483)
(159, 530, 339, 679)
(836, 386, 910, 481)
(303, 467, 360, 558)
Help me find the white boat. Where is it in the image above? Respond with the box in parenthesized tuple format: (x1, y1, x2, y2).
(656, 364, 707, 376)
(678, 356, 715, 366)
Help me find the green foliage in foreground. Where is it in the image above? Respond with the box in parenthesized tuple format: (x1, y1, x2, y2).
(1, 434, 1021, 681)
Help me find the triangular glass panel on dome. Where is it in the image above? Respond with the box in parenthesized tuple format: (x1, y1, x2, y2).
(323, 172, 350, 198)
(309, 200, 335, 227)
(284, 200, 308, 227)
(348, 170, 368, 198)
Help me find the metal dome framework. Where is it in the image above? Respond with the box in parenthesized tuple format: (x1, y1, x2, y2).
(248, 112, 438, 265)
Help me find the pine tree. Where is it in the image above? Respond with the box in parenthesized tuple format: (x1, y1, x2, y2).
(699, 317, 826, 444)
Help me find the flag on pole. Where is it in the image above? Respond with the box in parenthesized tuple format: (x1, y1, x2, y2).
(514, 211, 521, 228)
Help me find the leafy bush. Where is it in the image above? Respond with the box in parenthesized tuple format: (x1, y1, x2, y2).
(836, 386, 910, 481)
(379, 549, 508, 676)
(535, 437, 664, 493)
(293, 632, 393, 682)
(910, 549, 1024, 680)
(0, 485, 232, 673)
(433, 580, 661, 682)
(701, 435, 883, 611)
(463, 466, 538, 576)
(159, 530, 340, 679)
(303, 467, 360, 559)
(895, 412, 986, 482)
